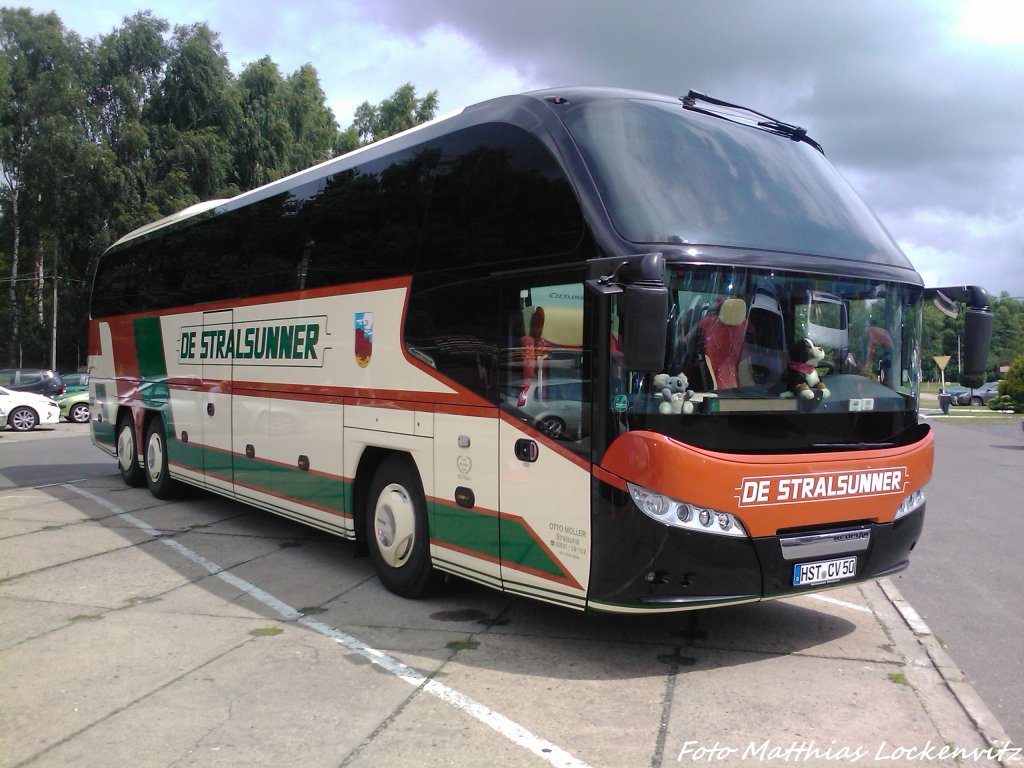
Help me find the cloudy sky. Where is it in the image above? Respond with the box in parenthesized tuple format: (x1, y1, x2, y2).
(25, 0, 1024, 298)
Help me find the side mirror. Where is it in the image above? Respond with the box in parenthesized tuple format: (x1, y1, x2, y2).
(961, 307, 993, 388)
(622, 282, 669, 372)
(924, 285, 993, 388)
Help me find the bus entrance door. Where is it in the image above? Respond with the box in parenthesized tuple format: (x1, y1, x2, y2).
(498, 419, 591, 610)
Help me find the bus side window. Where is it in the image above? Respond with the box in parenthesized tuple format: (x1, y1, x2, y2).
(500, 282, 588, 446)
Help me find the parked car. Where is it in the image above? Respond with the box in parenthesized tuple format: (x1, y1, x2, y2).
(940, 385, 969, 405)
(56, 390, 90, 423)
(0, 368, 66, 398)
(0, 386, 60, 431)
(0, 405, 7, 430)
(59, 372, 89, 393)
(954, 380, 1002, 406)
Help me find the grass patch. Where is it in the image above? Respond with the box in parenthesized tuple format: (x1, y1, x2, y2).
(888, 672, 910, 686)
(299, 606, 326, 615)
(249, 626, 284, 637)
(446, 639, 479, 652)
(69, 614, 103, 622)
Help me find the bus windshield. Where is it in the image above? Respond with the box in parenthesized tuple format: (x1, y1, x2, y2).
(609, 266, 924, 453)
(562, 97, 911, 267)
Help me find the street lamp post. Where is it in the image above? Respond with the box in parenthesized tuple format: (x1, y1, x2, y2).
(51, 239, 58, 371)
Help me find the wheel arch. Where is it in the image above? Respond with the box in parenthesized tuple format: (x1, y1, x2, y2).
(349, 440, 433, 554)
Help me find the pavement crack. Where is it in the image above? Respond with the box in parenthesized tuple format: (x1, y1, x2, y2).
(336, 681, 425, 767)
(651, 646, 684, 768)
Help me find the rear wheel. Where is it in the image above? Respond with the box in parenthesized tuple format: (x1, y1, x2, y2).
(69, 403, 90, 423)
(970, 396, 983, 406)
(117, 415, 145, 487)
(8, 406, 38, 432)
(144, 416, 181, 499)
(367, 455, 433, 597)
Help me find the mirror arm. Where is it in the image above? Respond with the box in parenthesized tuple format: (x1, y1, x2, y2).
(923, 285, 992, 315)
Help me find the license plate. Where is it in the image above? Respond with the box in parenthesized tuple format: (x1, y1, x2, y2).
(793, 556, 857, 586)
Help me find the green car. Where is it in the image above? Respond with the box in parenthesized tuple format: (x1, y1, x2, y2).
(60, 372, 89, 393)
(56, 390, 90, 423)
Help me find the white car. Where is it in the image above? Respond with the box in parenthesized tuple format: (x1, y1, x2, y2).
(0, 385, 61, 431)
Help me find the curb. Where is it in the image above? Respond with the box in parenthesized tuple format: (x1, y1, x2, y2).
(878, 578, 1019, 767)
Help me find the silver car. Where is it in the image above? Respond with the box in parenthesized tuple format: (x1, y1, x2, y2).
(954, 380, 1002, 406)
(503, 378, 588, 441)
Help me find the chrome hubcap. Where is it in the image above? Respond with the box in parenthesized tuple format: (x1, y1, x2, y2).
(118, 426, 134, 471)
(146, 432, 164, 483)
(373, 483, 416, 568)
(12, 409, 35, 430)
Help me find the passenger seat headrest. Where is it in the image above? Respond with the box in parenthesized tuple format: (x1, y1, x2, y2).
(718, 298, 747, 327)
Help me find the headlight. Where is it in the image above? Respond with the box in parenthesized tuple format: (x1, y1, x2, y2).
(628, 483, 748, 538)
(895, 489, 925, 520)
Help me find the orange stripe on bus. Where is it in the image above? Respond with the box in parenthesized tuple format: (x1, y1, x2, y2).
(600, 429, 933, 538)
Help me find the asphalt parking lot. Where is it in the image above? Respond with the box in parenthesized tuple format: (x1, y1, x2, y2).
(0, 425, 1020, 767)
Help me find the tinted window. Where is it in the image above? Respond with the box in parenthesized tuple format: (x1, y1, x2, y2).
(405, 123, 585, 401)
(562, 98, 911, 264)
(418, 123, 583, 271)
(499, 276, 590, 454)
(93, 194, 307, 316)
(303, 144, 440, 288)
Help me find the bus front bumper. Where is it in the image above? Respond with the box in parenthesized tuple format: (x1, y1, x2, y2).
(587, 479, 925, 613)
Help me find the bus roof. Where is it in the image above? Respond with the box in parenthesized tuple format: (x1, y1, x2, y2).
(107, 87, 677, 250)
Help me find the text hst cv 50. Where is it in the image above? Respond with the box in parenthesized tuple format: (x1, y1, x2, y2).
(87, 87, 993, 614)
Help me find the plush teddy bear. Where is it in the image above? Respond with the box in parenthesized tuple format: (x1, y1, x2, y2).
(653, 372, 695, 414)
(781, 338, 831, 399)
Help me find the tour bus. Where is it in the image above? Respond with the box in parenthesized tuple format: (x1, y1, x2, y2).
(88, 87, 992, 613)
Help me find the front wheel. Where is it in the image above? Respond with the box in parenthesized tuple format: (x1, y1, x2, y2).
(144, 416, 181, 499)
(970, 396, 983, 406)
(367, 455, 433, 597)
(8, 406, 38, 432)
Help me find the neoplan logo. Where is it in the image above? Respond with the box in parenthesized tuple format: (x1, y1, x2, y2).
(178, 316, 330, 367)
(735, 467, 908, 507)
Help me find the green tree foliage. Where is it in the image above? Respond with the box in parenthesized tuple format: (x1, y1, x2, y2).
(284, 63, 338, 169)
(1, 8, 91, 365)
(988, 354, 1024, 412)
(146, 22, 240, 207)
(0, 7, 436, 368)
(350, 82, 439, 145)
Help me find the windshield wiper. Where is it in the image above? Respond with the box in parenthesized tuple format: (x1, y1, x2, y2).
(681, 90, 825, 155)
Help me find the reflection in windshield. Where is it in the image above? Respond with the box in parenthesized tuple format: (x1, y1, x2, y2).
(611, 266, 922, 433)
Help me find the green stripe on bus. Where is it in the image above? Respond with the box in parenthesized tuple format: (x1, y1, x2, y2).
(429, 500, 570, 581)
(168, 439, 349, 515)
(133, 316, 167, 379)
(430, 501, 501, 561)
(500, 519, 571, 580)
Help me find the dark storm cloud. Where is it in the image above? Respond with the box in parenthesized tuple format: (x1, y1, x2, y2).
(365, 0, 1024, 294)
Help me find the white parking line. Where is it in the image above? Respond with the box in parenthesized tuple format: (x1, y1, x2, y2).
(64, 484, 591, 768)
(808, 593, 873, 614)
